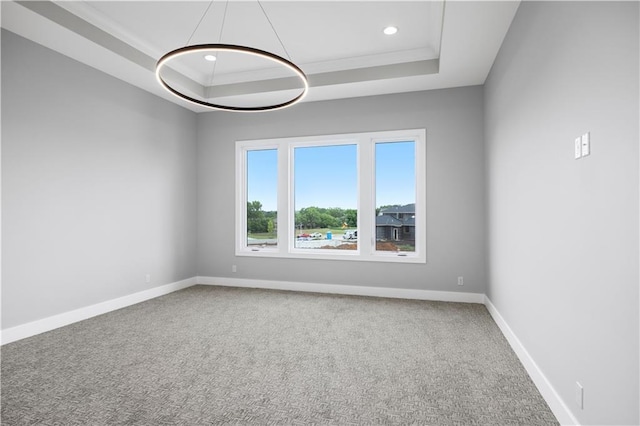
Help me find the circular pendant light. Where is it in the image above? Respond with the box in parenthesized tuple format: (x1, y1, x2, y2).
(155, 1, 308, 112)
(156, 44, 308, 112)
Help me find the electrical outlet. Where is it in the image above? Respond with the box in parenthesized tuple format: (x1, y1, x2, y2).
(576, 382, 584, 409)
(232, 265, 237, 273)
(145, 274, 151, 283)
(457, 276, 464, 286)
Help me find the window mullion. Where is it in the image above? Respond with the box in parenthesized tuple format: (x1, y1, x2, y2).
(415, 135, 427, 258)
(277, 143, 289, 255)
(358, 137, 374, 258)
(235, 146, 247, 253)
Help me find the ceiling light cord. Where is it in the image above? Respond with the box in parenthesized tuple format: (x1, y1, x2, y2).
(257, 0, 293, 61)
(207, 0, 229, 95)
(217, 0, 229, 44)
(185, 0, 214, 46)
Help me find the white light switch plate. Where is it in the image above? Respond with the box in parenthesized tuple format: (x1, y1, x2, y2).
(575, 137, 582, 159)
(581, 132, 590, 157)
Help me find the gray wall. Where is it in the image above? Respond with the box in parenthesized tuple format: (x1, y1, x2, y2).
(197, 87, 487, 294)
(8, 5, 638, 422)
(1, 30, 198, 329)
(484, 2, 639, 425)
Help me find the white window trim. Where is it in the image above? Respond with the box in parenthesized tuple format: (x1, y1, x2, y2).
(235, 129, 426, 263)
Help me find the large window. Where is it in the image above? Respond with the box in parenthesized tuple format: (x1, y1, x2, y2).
(293, 144, 358, 251)
(246, 149, 278, 249)
(375, 141, 416, 253)
(236, 129, 426, 263)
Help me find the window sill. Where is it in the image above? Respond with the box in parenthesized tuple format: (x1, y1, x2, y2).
(235, 248, 426, 263)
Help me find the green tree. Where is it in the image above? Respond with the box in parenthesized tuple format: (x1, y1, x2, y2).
(318, 212, 339, 228)
(247, 201, 268, 233)
(325, 207, 344, 220)
(247, 201, 263, 219)
(294, 206, 358, 228)
(344, 209, 357, 227)
(296, 207, 321, 228)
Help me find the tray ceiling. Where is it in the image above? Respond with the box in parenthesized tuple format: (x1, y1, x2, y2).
(1, 0, 520, 112)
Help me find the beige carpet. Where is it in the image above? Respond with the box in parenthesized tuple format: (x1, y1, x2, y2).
(1, 285, 558, 425)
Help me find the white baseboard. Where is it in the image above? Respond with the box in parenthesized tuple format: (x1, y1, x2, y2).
(0, 277, 197, 345)
(0, 275, 572, 426)
(484, 296, 579, 426)
(196, 276, 486, 304)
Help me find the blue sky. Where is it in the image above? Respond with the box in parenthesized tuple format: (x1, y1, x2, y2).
(247, 141, 415, 211)
(294, 144, 357, 210)
(247, 149, 278, 210)
(375, 141, 416, 207)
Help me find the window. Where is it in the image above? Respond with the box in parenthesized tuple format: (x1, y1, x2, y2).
(245, 149, 278, 249)
(236, 129, 426, 263)
(293, 144, 358, 250)
(375, 140, 416, 253)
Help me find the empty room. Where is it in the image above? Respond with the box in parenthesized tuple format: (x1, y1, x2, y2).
(1, 1, 638, 425)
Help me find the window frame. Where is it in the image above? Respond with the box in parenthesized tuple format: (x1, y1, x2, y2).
(240, 145, 280, 252)
(235, 129, 426, 263)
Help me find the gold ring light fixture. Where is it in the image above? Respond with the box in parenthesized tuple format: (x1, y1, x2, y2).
(155, 1, 308, 112)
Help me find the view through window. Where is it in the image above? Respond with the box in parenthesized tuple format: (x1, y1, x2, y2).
(375, 141, 416, 253)
(294, 144, 358, 250)
(246, 149, 277, 249)
(236, 129, 426, 263)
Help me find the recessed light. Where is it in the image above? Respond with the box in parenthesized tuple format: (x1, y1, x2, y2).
(383, 26, 398, 35)
(204, 54, 217, 62)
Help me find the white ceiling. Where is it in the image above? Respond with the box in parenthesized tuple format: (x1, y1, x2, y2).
(1, 0, 520, 113)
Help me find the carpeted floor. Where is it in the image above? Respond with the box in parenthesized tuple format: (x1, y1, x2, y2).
(1, 285, 558, 425)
